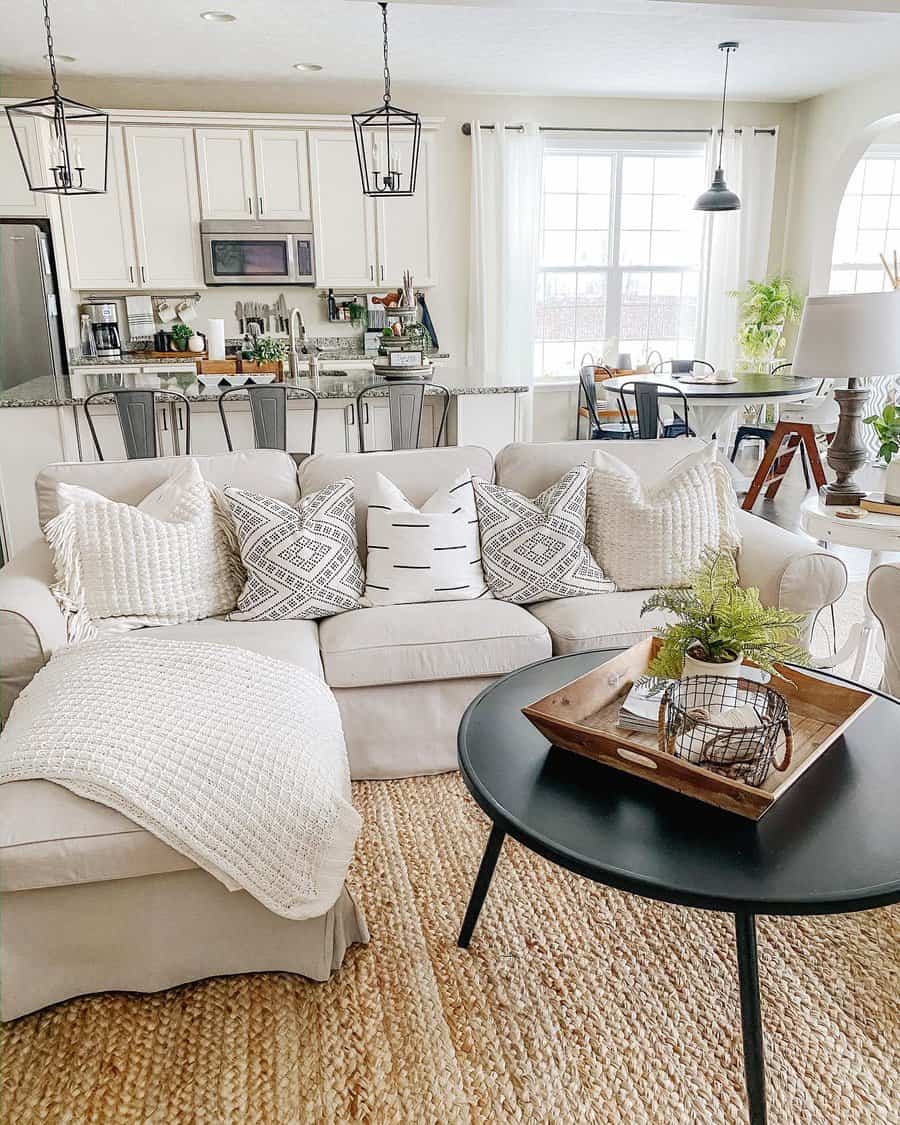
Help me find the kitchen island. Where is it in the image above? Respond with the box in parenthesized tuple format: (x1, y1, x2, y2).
(0, 370, 528, 557)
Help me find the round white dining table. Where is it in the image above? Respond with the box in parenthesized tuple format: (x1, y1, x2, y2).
(603, 372, 821, 488)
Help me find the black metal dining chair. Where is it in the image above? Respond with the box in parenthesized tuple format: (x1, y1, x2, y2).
(356, 380, 450, 453)
(616, 380, 692, 440)
(218, 384, 319, 455)
(577, 363, 632, 440)
(653, 359, 716, 377)
(83, 389, 192, 460)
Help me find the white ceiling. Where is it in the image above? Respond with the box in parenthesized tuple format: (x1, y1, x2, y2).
(3, 0, 900, 101)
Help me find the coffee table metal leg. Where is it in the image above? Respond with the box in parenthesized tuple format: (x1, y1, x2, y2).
(735, 912, 767, 1125)
(458, 825, 505, 948)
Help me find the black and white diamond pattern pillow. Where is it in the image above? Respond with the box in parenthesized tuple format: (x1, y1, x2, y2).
(224, 480, 365, 620)
(365, 471, 490, 606)
(473, 465, 615, 605)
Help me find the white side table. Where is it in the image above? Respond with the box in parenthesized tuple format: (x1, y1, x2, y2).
(800, 495, 900, 681)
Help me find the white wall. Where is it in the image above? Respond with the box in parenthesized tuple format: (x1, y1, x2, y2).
(2, 74, 799, 364)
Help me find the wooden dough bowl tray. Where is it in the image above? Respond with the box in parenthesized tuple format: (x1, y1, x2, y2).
(522, 638, 875, 820)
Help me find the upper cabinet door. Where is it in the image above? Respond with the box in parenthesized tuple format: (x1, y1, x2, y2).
(195, 128, 255, 220)
(61, 125, 138, 290)
(0, 116, 46, 216)
(309, 131, 377, 289)
(375, 134, 437, 288)
(252, 130, 310, 221)
(125, 126, 203, 289)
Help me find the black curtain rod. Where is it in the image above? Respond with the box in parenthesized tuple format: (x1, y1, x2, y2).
(460, 123, 776, 137)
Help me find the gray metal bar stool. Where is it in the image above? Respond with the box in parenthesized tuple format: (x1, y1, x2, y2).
(218, 384, 319, 455)
(653, 359, 716, 377)
(616, 380, 691, 439)
(356, 380, 450, 453)
(83, 389, 192, 460)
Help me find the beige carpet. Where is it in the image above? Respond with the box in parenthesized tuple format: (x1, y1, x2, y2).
(3, 774, 898, 1124)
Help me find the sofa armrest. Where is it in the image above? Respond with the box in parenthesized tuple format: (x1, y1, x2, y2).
(735, 510, 847, 643)
(867, 563, 900, 698)
(0, 538, 66, 723)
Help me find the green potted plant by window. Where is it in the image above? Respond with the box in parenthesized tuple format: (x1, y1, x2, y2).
(240, 334, 287, 378)
(864, 401, 900, 503)
(730, 276, 802, 369)
(642, 549, 809, 679)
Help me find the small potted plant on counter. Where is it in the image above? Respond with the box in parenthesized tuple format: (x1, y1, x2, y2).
(169, 322, 193, 352)
(642, 549, 809, 679)
(239, 335, 288, 379)
(864, 401, 900, 503)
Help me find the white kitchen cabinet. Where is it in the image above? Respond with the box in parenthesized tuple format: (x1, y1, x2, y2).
(0, 116, 46, 216)
(309, 131, 379, 289)
(195, 128, 255, 220)
(60, 125, 138, 290)
(253, 131, 310, 221)
(375, 134, 437, 286)
(125, 127, 203, 289)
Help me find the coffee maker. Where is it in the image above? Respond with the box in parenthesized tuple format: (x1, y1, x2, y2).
(82, 301, 122, 359)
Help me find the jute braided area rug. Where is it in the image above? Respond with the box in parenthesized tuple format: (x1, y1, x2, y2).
(3, 774, 898, 1123)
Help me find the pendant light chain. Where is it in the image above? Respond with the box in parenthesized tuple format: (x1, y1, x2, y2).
(717, 45, 733, 170)
(43, 0, 60, 97)
(382, 2, 391, 105)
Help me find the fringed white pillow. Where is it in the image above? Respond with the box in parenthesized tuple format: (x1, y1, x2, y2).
(45, 460, 243, 640)
(587, 444, 741, 591)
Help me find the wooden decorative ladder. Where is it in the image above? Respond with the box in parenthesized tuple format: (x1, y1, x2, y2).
(740, 422, 830, 511)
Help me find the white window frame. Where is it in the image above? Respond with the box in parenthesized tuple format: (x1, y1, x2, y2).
(830, 144, 900, 295)
(535, 134, 708, 383)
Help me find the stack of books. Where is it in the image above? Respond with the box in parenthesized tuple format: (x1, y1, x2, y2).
(617, 675, 672, 734)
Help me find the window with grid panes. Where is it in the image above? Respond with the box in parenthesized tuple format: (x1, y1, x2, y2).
(830, 147, 900, 294)
(535, 142, 707, 379)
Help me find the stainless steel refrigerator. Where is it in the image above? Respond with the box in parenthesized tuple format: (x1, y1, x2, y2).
(0, 221, 66, 393)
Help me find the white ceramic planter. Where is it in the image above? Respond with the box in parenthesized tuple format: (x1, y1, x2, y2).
(682, 651, 744, 679)
(884, 458, 900, 505)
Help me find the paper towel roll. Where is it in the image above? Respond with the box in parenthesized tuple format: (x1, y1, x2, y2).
(207, 319, 226, 361)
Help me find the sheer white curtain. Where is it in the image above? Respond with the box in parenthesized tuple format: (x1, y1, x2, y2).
(698, 128, 778, 374)
(467, 122, 544, 439)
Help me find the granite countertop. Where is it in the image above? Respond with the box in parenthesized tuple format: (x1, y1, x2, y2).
(69, 350, 452, 367)
(0, 372, 527, 407)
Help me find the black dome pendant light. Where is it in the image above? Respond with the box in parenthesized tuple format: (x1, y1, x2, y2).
(695, 41, 740, 213)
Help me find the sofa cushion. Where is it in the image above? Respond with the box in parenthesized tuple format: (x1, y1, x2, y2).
(132, 616, 324, 678)
(527, 591, 672, 655)
(0, 780, 195, 892)
(36, 449, 300, 531)
(298, 446, 494, 559)
(1, 617, 324, 893)
(318, 600, 550, 688)
(495, 437, 709, 497)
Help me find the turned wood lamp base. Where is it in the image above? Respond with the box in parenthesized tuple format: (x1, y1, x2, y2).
(821, 379, 870, 506)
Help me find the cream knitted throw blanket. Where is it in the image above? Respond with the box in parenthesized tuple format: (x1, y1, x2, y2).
(0, 637, 361, 921)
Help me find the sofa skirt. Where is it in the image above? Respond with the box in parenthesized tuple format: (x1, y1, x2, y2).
(1, 867, 368, 1021)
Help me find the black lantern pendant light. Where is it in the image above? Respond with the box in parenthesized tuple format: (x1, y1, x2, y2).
(352, 2, 421, 197)
(5, 0, 109, 195)
(695, 41, 740, 213)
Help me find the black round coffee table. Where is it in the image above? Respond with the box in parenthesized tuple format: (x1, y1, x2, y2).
(456, 650, 900, 1125)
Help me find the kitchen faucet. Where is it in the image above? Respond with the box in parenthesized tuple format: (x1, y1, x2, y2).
(288, 307, 306, 380)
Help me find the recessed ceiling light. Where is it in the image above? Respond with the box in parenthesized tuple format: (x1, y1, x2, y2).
(44, 52, 76, 63)
(293, 63, 323, 72)
(200, 11, 236, 22)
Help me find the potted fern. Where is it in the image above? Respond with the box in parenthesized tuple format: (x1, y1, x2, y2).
(730, 276, 802, 368)
(641, 550, 809, 679)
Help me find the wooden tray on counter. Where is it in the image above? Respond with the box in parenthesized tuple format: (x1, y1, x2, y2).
(522, 638, 875, 820)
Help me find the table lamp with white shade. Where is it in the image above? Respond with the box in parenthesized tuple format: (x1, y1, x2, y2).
(791, 290, 900, 505)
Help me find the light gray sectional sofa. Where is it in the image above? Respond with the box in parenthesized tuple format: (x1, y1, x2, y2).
(0, 438, 847, 1018)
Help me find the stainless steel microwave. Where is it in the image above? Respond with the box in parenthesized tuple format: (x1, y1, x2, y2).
(200, 220, 315, 285)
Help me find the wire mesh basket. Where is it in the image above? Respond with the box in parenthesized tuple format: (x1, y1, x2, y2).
(658, 676, 793, 788)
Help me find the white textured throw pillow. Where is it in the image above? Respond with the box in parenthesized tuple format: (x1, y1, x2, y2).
(474, 465, 615, 605)
(225, 479, 365, 620)
(364, 471, 489, 606)
(45, 460, 242, 639)
(587, 445, 741, 591)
